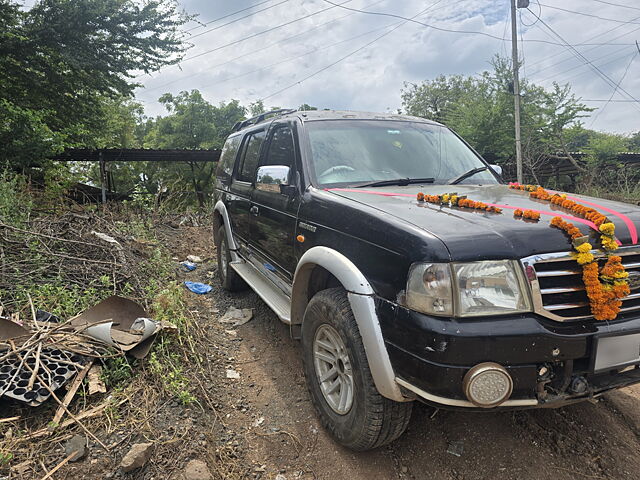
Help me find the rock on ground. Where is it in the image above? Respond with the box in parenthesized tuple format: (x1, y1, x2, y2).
(182, 459, 212, 480)
(120, 442, 154, 472)
(65, 434, 87, 462)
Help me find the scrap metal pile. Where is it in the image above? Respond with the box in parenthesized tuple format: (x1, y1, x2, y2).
(0, 296, 164, 408)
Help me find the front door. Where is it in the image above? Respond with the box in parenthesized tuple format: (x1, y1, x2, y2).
(249, 122, 300, 280)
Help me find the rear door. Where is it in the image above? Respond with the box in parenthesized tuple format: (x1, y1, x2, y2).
(227, 128, 266, 245)
(249, 121, 301, 279)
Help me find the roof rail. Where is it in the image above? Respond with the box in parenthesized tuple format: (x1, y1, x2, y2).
(231, 108, 297, 133)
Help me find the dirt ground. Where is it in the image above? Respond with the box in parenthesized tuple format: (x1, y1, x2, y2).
(161, 224, 640, 480)
(38, 222, 640, 480)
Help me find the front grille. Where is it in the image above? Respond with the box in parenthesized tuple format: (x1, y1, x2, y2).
(523, 247, 640, 321)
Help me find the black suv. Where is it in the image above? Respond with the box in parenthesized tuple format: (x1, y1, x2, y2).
(213, 109, 640, 451)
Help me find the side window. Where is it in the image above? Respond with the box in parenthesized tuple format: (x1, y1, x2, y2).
(237, 130, 266, 182)
(216, 135, 241, 185)
(263, 126, 295, 168)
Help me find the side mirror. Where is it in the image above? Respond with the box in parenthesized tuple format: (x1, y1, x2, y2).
(256, 165, 293, 195)
(490, 164, 503, 176)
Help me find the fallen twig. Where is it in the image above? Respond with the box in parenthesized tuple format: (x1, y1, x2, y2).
(39, 451, 77, 480)
(52, 360, 95, 425)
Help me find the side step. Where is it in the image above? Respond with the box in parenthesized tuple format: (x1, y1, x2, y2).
(230, 261, 291, 324)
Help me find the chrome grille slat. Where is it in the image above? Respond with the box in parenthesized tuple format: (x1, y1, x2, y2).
(536, 269, 580, 277)
(521, 246, 640, 322)
(540, 286, 585, 294)
(545, 302, 588, 311)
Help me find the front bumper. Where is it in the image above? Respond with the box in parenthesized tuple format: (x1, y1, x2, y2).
(377, 298, 640, 409)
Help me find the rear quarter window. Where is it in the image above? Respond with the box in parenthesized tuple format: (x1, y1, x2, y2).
(216, 135, 241, 185)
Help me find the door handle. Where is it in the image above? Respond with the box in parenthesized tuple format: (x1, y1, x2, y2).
(250, 206, 259, 216)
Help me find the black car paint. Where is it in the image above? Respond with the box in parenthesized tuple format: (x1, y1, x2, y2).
(215, 110, 640, 407)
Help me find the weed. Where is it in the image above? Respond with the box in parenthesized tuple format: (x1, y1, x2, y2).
(101, 357, 136, 389)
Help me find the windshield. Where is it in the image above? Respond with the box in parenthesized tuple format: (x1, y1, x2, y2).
(305, 120, 499, 187)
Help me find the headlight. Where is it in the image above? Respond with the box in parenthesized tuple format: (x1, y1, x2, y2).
(405, 260, 531, 317)
(406, 263, 454, 316)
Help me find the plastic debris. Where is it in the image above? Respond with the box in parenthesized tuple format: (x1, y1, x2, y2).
(184, 281, 212, 294)
(187, 255, 203, 263)
(219, 307, 253, 326)
(91, 231, 121, 248)
(447, 440, 464, 457)
(181, 261, 197, 271)
(226, 369, 240, 379)
(70, 296, 163, 359)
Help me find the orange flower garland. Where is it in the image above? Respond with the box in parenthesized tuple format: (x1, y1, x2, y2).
(416, 192, 502, 213)
(510, 182, 630, 321)
(514, 209, 541, 221)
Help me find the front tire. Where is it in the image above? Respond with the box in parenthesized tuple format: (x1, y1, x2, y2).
(216, 226, 246, 291)
(301, 287, 413, 451)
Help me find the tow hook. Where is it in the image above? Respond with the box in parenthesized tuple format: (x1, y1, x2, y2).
(569, 375, 588, 394)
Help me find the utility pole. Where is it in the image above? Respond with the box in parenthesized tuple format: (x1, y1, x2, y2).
(511, 0, 528, 183)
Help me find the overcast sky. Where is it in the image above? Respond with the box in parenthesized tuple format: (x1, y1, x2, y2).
(131, 0, 640, 134)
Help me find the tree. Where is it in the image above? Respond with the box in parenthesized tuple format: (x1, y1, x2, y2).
(629, 131, 640, 152)
(0, 0, 190, 168)
(401, 56, 592, 182)
(143, 90, 246, 204)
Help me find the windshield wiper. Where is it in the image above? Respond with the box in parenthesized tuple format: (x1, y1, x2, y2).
(447, 166, 488, 185)
(353, 177, 435, 188)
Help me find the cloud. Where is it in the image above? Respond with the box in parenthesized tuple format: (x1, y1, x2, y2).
(135, 0, 640, 134)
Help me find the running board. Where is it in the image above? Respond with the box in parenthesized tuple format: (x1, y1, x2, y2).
(230, 261, 291, 324)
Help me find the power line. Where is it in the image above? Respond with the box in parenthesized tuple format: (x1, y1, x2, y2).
(198, 21, 404, 94)
(260, 2, 441, 102)
(527, 7, 640, 109)
(586, 0, 640, 12)
(137, 0, 391, 97)
(177, 0, 355, 64)
(136, 0, 355, 79)
(534, 45, 636, 84)
(181, 0, 286, 35)
(528, 24, 640, 78)
(524, 12, 640, 71)
(538, 3, 640, 25)
(318, 0, 577, 45)
(589, 51, 638, 126)
(581, 99, 640, 102)
(187, 0, 291, 42)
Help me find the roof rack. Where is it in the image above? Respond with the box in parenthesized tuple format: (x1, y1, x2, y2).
(231, 108, 297, 133)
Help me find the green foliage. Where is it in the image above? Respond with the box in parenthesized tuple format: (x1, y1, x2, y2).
(101, 357, 136, 389)
(0, 99, 66, 167)
(401, 55, 593, 176)
(0, 170, 33, 225)
(147, 282, 195, 404)
(141, 90, 246, 205)
(629, 131, 640, 152)
(0, 0, 191, 168)
(19, 283, 109, 319)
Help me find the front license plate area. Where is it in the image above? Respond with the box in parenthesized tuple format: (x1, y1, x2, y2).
(594, 333, 640, 373)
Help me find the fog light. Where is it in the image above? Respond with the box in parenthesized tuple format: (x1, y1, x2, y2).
(463, 362, 513, 408)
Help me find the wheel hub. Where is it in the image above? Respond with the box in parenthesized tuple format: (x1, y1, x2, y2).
(312, 324, 354, 415)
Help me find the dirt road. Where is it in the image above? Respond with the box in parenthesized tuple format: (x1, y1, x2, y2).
(179, 226, 640, 480)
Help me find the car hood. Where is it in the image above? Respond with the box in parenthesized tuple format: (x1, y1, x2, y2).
(327, 184, 640, 261)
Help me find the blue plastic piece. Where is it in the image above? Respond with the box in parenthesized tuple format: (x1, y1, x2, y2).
(181, 261, 197, 271)
(184, 281, 212, 294)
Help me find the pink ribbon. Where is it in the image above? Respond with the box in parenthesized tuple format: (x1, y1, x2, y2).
(326, 187, 621, 243)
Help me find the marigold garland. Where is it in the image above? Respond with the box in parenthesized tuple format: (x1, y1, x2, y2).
(416, 192, 502, 213)
(509, 182, 630, 321)
(514, 209, 540, 221)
